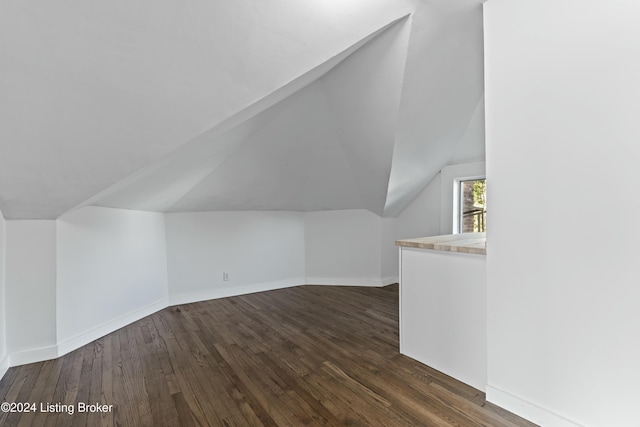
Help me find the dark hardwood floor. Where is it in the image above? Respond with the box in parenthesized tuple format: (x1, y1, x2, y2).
(0, 284, 536, 426)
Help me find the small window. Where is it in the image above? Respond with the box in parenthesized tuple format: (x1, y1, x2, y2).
(459, 179, 486, 233)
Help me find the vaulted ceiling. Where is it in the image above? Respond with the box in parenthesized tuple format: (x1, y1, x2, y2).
(0, 0, 485, 220)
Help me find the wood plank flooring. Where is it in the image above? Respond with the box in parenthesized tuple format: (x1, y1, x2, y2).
(0, 284, 537, 426)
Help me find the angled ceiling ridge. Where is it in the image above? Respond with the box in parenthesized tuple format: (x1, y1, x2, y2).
(321, 15, 413, 216)
(165, 14, 413, 213)
(65, 13, 411, 217)
(383, 93, 485, 218)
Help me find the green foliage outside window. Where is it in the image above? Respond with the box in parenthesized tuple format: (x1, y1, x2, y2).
(473, 180, 486, 209)
(461, 179, 486, 233)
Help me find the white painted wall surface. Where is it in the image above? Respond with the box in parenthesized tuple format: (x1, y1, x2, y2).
(305, 210, 384, 286)
(395, 173, 442, 240)
(382, 173, 441, 281)
(400, 247, 486, 391)
(56, 207, 169, 356)
(0, 210, 7, 376)
(450, 96, 486, 165)
(485, 1, 640, 426)
(380, 218, 399, 284)
(166, 211, 305, 304)
(5, 220, 57, 364)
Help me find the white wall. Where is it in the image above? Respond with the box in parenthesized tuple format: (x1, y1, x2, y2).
(381, 175, 440, 280)
(395, 173, 442, 240)
(400, 247, 486, 391)
(166, 211, 305, 304)
(0, 210, 7, 376)
(5, 220, 57, 365)
(304, 188, 471, 287)
(56, 207, 169, 356)
(485, 1, 640, 426)
(305, 210, 387, 286)
(380, 217, 399, 283)
(450, 96, 486, 165)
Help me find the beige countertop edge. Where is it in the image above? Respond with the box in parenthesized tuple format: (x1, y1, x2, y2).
(395, 233, 486, 255)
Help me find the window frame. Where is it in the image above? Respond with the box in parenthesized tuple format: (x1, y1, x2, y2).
(439, 162, 486, 234)
(456, 177, 486, 234)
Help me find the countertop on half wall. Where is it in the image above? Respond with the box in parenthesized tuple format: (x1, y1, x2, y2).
(395, 232, 486, 255)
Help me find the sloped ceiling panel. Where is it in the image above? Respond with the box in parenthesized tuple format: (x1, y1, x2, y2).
(320, 18, 411, 215)
(384, 0, 485, 216)
(92, 101, 288, 212)
(1, 0, 485, 220)
(92, 17, 411, 215)
(0, 0, 414, 219)
(82, 18, 406, 212)
(168, 82, 364, 212)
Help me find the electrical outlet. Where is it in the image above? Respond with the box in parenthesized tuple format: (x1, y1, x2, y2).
(223, 272, 230, 281)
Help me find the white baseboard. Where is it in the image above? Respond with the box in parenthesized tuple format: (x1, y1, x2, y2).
(9, 345, 59, 367)
(56, 297, 169, 359)
(486, 385, 582, 427)
(11, 298, 170, 367)
(7, 280, 304, 368)
(305, 277, 396, 287)
(381, 276, 399, 286)
(169, 278, 303, 306)
(0, 353, 10, 380)
(3, 277, 399, 372)
(402, 349, 486, 392)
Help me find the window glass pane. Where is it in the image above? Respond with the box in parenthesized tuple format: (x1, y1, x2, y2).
(460, 179, 486, 233)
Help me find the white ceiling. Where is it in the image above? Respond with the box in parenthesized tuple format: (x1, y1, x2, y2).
(0, 0, 485, 219)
